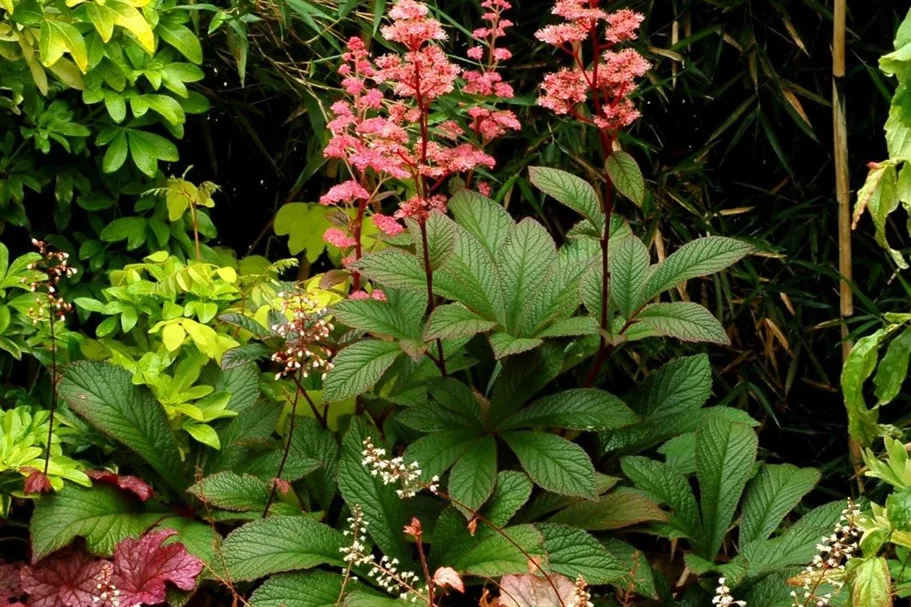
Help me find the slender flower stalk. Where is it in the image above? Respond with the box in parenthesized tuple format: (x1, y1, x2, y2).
(534, 1, 648, 386)
(25, 239, 76, 477)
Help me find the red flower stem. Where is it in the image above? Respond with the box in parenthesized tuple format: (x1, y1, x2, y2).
(414, 531, 434, 607)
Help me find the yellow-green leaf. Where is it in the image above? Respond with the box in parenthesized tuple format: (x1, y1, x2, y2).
(162, 323, 185, 352)
(40, 21, 88, 73)
(108, 0, 155, 53)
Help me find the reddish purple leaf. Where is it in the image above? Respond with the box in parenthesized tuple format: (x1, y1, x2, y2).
(22, 467, 52, 495)
(110, 530, 203, 607)
(86, 471, 154, 502)
(0, 561, 23, 604)
(20, 547, 114, 607)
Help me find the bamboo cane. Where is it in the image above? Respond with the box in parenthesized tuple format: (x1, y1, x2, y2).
(833, 0, 862, 491)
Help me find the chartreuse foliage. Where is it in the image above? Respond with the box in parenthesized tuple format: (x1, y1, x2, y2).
(844, 8, 911, 605)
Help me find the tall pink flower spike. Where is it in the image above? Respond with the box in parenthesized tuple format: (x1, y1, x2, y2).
(320, 0, 518, 294)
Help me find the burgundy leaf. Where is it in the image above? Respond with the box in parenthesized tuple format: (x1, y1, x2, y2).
(110, 530, 203, 607)
(0, 561, 23, 604)
(20, 546, 114, 607)
(86, 471, 154, 502)
(22, 468, 52, 495)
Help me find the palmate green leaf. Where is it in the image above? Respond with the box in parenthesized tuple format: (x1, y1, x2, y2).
(528, 167, 604, 232)
(740, 464, 820, 546)
(526, 238, 599, 335)
(620, 456, 702, 539)
(488, 332, 543, 359)
(31, 485, 162, 560)
(434, 224, 505, 322)
(453, 524, 545, 577)
(497, 218, 557, 333)
(489, 343, 566, 428)
(409, 210, 456, 271)
(222, 516, 345, 581)
(332, 291, 424, 340)
(851, 556, 892, 607)
(842, 328, 890, 447)
(449, 435, 497, 513)
(486, 471, 534, 527)
(695, 418, 758, 560)
(248, 571, 345, 607)
(188, 471, 273, 512)
(606, 151, 645, 206)
(338, 420, 407, 562)
(500, 388, 638, 431)
(322, 340, 402, 402)
(639, 237, 753, 304)
(874, 326, 911, 405)
(610, 234, 649, 319)
(735, 501, 846, 584)
(58, 361, 186, 492)
(547, 488, 667, 530)
(349, 249, 427, 293)
(537, 524, 625, 584)
(634, 302, 729, 345)
(502, 431, 596, 497)
(449, 189, 515, 256)
(403, 429, 480, 481)
(423, 303, 497, 341)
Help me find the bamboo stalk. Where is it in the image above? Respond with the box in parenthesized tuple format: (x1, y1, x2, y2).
(833, 0, 863, 491)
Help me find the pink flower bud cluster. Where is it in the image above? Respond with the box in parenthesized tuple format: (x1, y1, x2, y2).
(270, 291, 335, 381)
(25, 239, 77, 324)
(535, 2, 649, 133)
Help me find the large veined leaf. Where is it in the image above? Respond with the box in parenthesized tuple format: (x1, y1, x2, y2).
(434, 225, 505, 322)
(349, 249, 427, 293)
(610, 234, 649, 319)
(488, 332, 543, 359)
(322, 340, 402, 402)
(248, 571, 345, 607)
(526, 239, 600, 334)
(449, 435, 498, 514)
(449, 190, 515, 256)
(695, 418, 758, 559)
(222, 516, 345, 581)
(497, 219, 557, 333)
(620, 456, 702, 539)
(499, 389, 638, 431)
(39, 21, 88, 72)
(424, 303, 497, 341)
(58, 361, 186, 491)
(536, 524, 625, 584)
(634, 302, 729, 345)
(485, 471, 534, 527)
(502, 431, 596, 497)
(605, 151, 645, 206)
(409, 210, 457, 271)
(453, 525, 545, 577)
(639, 237, 752, 304)
(337, 420, 407, 562)
(187, 471, 275, 513)
(528, 167, 604, 232)
(332, 292, 424, 340)
(403, 429, 480, 481)
(31, 485, 163, 560)
(546, 488, 667, 530)
(739, 464, 820, 546)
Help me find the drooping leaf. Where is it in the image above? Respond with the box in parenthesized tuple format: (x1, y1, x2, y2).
(528, 167, 604, 232)
(739, 464, 820, 546)
(322, 340, 402, 402)
(222, 516, 345, 582)
(634, 302, 729, 345)
(695, 419, 758, 559)
(605, 151, 645, 206)
(332, 293, 424, 340)
(547, 488, 667, 530)
(536, 524, 625, 584)
(188, 472, 273, 512)
(448, 435, 498, 513)
(453, 525, 545, 578)
(500, 389, 638, 431)
(639, 237, 752, 304)
(31, 485, 162, 560)
(843, 328, 890, 447)
(349, 249, 428, 294)
(850, 556, 892, 607)
(58, 362, 186, 492)
(502, 431, 596, 497)
(873, 326, 911, 405)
